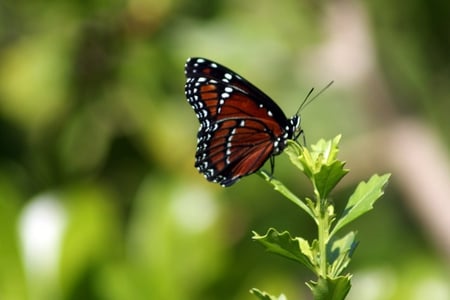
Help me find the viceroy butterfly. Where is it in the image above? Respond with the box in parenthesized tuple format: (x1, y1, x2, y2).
(185, 57, 319, 187)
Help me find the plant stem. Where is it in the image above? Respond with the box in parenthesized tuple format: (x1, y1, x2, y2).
(317, 196, 329, 278)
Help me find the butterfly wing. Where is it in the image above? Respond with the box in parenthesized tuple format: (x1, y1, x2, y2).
(184, 57, 298, 186)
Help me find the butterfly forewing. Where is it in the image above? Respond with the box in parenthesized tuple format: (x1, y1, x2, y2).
(184, 57, 299, 186)
(185, 58, 289, 123)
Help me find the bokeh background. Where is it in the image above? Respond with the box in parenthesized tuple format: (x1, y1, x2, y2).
(0, 0, 449, 299)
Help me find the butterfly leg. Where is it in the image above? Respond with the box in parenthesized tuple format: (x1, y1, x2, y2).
(294, 128, 307, 146)
(269, 155, 275, 180)
(300, 129, 307, 146)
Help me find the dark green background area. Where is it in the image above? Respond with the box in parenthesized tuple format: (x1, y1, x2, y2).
(0, 0, 449, 299)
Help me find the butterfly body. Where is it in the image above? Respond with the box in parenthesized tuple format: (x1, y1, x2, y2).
(184, 57, 300, 187)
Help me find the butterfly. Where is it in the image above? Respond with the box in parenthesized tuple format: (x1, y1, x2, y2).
(184, 57, 302, 187)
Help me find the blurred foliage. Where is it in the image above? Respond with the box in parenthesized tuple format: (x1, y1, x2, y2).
(365, 0, 450, 141)
(0, 0, 449, 299)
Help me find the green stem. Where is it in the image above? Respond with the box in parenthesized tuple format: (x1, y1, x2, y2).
(316, 190, 329, 278)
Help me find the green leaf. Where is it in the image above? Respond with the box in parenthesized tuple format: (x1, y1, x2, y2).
(328, 232, 358, 278)
(286, 137, 348, 199)
(331, 174, 391, 237)
(306, 276, 352, 300)
(252, 228, 317, 273)
(299, 147, 317, 179)
(308, 136, 348, 198)
(250, 288, 287, 300)
(285, 140, 304, 171)
(260, 171, 314, 219)
(314, 160, 348, 199)
(311, 135, 342, 164)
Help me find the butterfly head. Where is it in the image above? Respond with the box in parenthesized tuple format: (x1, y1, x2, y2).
(288, 115, 307, 146)
(289, 115, 302, 140)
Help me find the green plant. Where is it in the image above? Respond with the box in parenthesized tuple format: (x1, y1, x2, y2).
(250, 135, 391, 300)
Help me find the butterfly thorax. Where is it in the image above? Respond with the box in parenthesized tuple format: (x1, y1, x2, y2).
(272, 115, 300, 155)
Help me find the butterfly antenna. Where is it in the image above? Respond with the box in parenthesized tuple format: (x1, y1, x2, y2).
(296, 81, 334, 115)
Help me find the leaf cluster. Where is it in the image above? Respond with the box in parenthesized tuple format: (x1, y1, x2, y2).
(253, 136, 390, 300)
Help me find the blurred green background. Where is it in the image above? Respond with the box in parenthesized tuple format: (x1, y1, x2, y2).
(0, 0, 449, 299)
